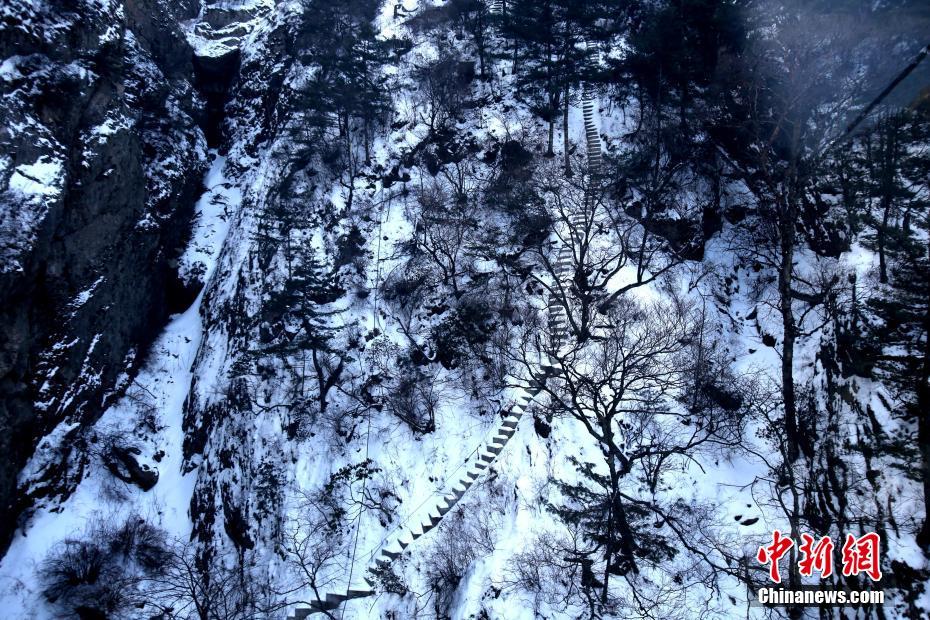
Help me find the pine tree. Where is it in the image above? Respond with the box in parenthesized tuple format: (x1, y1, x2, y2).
(505, 0, 594, 158)
(866, 109, 930, 549)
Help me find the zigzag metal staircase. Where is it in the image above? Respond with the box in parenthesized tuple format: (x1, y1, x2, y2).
(287, 83, 602, 620)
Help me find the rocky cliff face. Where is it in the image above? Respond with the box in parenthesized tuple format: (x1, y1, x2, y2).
(0, 0, 210, 551)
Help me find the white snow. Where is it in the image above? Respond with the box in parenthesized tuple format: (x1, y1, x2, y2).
(7, 157, 63, 198)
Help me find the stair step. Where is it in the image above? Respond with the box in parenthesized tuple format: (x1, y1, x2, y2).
(493, 432, 512, 445)
(347, 588, 375, 598)
(480, 452, 495, 462)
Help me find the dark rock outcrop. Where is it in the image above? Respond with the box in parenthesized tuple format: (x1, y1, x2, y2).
(0, 0, 208, 554)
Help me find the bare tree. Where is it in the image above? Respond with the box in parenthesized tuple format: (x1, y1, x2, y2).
(512, 295, 748, 608)
(719, 0, 898, 463)
(144, 544, 261, 620)
(531, 156, 687, 344)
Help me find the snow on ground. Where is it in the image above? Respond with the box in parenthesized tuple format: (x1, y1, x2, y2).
(179, 154, 242, 285)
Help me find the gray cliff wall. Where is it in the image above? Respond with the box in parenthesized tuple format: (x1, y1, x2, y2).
(0, 0, 216, 552)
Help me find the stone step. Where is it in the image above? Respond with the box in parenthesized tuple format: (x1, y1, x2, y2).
(449, 485, 468, 500)
(496, 429, 516, 441)
(347, 588, 375, 598)
(492, 434, 511, 446)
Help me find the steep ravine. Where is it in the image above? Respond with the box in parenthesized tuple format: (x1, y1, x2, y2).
(0, 0, 245, 555)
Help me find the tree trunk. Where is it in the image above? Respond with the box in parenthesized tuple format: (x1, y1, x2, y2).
(878, 195, 891, 284)
(916, 241, 930, 552)
(563, 81, 570, 175)
(779, 115, 807, 464)
(779, 188, 801, 463)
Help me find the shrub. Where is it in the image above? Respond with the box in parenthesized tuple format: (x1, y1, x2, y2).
(40, 515, 169, 618)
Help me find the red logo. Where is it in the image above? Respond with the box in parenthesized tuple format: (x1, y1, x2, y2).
(756, 531, 882, 583)
(841, 533, 882, 581)
(756, 530, 794, 583)
(798, 534, 834, 578)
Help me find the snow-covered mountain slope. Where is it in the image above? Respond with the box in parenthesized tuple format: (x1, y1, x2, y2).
(1, 1, 929, 619)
